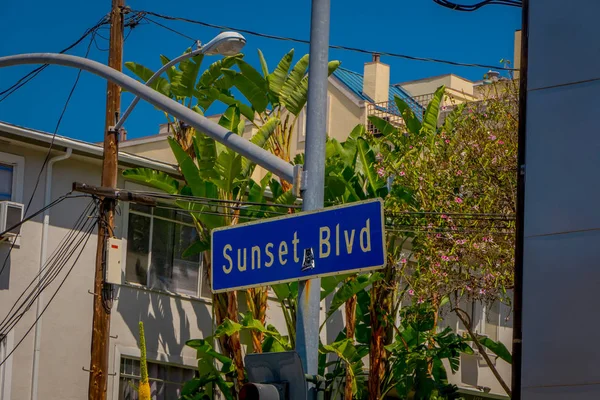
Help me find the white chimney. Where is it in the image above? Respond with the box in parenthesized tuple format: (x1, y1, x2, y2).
(363, 53, 390, 104)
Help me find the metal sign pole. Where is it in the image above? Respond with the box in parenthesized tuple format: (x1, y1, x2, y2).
(296, 0, 331, 390)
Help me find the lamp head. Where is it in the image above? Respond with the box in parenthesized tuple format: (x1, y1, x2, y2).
(202, 31, 246, 56)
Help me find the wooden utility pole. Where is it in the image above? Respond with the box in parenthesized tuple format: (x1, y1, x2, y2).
(88, 0, 124, 399)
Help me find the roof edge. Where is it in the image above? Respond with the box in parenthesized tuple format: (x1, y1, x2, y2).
(0, 121, 179, 174)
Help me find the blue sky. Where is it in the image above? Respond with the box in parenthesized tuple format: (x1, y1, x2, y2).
(0, 0, 521, 142)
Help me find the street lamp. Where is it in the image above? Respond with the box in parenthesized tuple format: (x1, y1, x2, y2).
(114, 31, 246, 131)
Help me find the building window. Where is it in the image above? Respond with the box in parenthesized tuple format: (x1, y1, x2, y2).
(125, 203, 209, 298)
(0, 152, 25, 203)
(119, 357, 197, 400)
(0, 164, 13, 202)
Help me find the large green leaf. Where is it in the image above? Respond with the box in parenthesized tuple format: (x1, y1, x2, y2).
(477, 335, 512, 364)
(281, 60, 340, 116)
(218, 105, 242, 134)
(320, 273, 352, 300)
(240, 117, 280, 177)
(198, 54, 242, 88)
(192, 133, 219, 180)
(319, 339, 361, 395)
(167, 137, 206, 198)
(215, 150, 242, 193)
(232, 72, 269, 113)
(354, 289, 371, 345)
(257, 49, 269, 78)
(122, 168, 180, 194)
(182, 239, 210, 258)
(213, 88, 256, 121)
(235, 59, 268, 92)
(158, 54, 182, 85)
(394, 96, 422, 135)
(422, 85, 446, 134)
(267, 50, 294, 101)
(124, 62, 171, 97)
(171, 53, 204, 99)
(280, 54, 309, 113)
(367, 116, 398, 138)
(356, 137, 384, 196)
(323, 273, 383, 325)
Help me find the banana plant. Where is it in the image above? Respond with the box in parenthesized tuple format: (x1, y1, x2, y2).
(217, 49, 340, 190)
(125, 51, 243, 158)
(123, 104, 295, 394)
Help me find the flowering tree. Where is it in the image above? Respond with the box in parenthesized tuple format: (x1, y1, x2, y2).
(369, 81, 518, 396)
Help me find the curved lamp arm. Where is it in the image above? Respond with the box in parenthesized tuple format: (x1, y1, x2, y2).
(114, 47, 204, 131)
(0, 53, 296, 186)
(115, 31, 246, 131)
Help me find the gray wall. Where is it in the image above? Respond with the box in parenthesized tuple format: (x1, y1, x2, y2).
(0, 143, 219, 400)
(522, 1, 600, 398)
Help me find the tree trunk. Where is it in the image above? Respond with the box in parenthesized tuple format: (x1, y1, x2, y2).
(207, 250, 245, 393)
(369, 265, 395, 399)
(246, 287, 269, 353)
(344, 288, 358, 400)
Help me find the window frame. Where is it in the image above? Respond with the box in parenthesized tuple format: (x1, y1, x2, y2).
(117, 355, 197, 400)
(0, 152, 24, 204)
(121, 200, 209, 300)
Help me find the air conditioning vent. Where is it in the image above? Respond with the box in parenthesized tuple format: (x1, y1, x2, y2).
(0, 201, 24, 247)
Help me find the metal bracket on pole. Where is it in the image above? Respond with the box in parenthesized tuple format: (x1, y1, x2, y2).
(292, 164, 307, 198)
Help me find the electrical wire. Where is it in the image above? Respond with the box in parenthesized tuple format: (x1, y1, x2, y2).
(126, 188, 302, 209)
(0, 15, 108, 102)
(0, 212, 98, 368)
(130, 9, 517, 71)
(0, 199, 98, 338)
(0, 194, 89, 279)
(143, 16, 197, 42)
(433, 0, 522, 12)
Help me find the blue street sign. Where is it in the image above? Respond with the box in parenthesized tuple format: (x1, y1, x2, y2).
(211, 198, 386, 293)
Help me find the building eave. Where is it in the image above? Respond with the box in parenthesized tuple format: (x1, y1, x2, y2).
(0, 121, 180, 175)
(329, 75, 366, 107)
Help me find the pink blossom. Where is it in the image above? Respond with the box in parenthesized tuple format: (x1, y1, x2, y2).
(401, 258, 407, 264)
(434, 262, 441, 267)
(408, 289, 415, 296)
(456, 170, 463, 176)
(498, 140, 505, 145)
(436, 233, 442, 238)
(418, 176, 424, 181)
(427, 223, 433, 229)
(417, 298, 424, 304)
(479, 289, 487, 295)
(409, 145, 413, 149)
(399, 171, 406, 176)
(442, 272, 448, 277)
(473, 243, 480, 249)
(466, 285, 472, 291)
(451, 226, 458, 231)
(441, 214, 448, 219)
(377, 167, 385, 177)
(441, 255, 450, 262)
(456, 239, 467, 245)
(489, 135, 497, 140)
(455, 197, 463, 204)
(445, 139, 450, 144)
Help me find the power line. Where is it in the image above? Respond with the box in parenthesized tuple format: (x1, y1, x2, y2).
(129, 9, 517, 71)
(0, 199, 97, 338)
(143, 16, 197, 43)
(0, 194, 89, 279)
(16, 31, 95, 253)
(0, 15, 108, 102)
(0, 211, 97, 368)
(433, 0, 522, 11)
